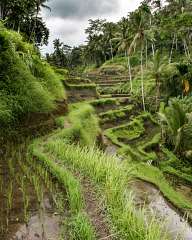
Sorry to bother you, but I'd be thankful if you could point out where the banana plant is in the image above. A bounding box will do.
[158,98,192,156]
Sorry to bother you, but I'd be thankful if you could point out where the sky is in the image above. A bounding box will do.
[41,0,142,54]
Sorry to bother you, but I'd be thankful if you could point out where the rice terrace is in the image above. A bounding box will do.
[0,0,192,239]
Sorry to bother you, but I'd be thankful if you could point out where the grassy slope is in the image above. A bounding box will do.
[82,53,192,218]
[30,143,96,240]
[103,110,192,212]
[0,24,65,126]
[30,103,169,240]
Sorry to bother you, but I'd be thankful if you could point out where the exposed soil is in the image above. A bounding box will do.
[63,79,98,103]
[67,88,98,103]
[80,176,113,240]
[165,174,192,209]
[97,80,127,84]
[102,117,133,130]
[1,100,68,140]
[93,98,132,114]
[100,94,131,98]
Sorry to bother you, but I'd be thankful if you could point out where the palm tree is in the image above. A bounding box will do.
[158,98,192,154]
[114,17,133,92]
[128,3,152,111]
[148,51,167,110]
[30,0,51,42]
[103,22,116,61]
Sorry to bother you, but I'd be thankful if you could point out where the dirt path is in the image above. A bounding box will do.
[80,176,113,240]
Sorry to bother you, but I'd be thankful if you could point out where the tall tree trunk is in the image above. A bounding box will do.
[126,51,133,93]
[141,44,146,111]
[152,43,155,57]
[110,39,113,61]
[0,6,2,19]
[17,22,20,33]
[183,39,189,60]
[175,34,178,51]
[104,54,107,62]
[155,74,160,111]
[145,39,148,67]
[183,39,191,60]
[169,34,176,64]
[29,3,39,42]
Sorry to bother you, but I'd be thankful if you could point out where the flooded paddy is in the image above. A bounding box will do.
[0,140,67,240]
[130,180,192,240]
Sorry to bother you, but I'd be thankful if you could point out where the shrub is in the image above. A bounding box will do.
[0,23,65,126]
[53,103,100,146]
[159,98,192,157]
[55,116,65,128]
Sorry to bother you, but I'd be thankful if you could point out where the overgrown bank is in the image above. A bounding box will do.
[30,103,169,240]
[0,23,65,128]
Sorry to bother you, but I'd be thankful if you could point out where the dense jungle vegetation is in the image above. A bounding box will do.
[0,0,192,239]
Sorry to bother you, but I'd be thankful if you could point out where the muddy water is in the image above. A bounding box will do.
[130,180,192,240]
[0,141,66,240]
[103,136,118,156]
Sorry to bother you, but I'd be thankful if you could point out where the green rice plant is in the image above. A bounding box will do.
[22,182,29,222]
[52,192,66,212]
[55,116,65,129]
[104,117,145,147]
[104,112,158,151]
[16,175,30,222]
[53,103,100,146]
[89,98,119,107]
[64,81,96,90]
[140,133,161,153]
[35,140,169,240]
[31,175,43,203]
[30,143,96,239]
[159,147,192,184]
[6,181,13,210]
[52,67,68,78]
[31,146,83,213]
[162,165,192,184]
[68,213,96,240]
[8,158,15,176]
[29,101,169,239]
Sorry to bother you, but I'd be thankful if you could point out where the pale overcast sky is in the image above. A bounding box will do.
[41,0,142,53]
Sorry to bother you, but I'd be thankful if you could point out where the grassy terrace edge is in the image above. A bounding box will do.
[29,141,96,240]
[103,112,192,214]
[28,101,169,240]
[31,138,168,240]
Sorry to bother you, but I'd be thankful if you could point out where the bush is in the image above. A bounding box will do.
[0,23,65,126]
[53,103,100,146]
[159,97,192,156]
[55,116,65,128]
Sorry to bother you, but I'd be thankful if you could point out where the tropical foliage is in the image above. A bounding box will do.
[0,0,49,45]
[0,23,64,126]
[159,97,192,159]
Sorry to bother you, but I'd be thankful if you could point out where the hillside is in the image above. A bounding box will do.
[1,0,192,239]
